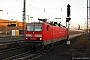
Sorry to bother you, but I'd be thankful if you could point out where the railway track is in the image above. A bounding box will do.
[0,45,25,54]
[2,39,62,60]
[0,40,25,50]
[0,44,27,60]
[3,51,44,60]
[2,44,55,60]
[1,33,84,60]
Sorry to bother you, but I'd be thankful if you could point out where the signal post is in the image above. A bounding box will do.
[66,4,71,45]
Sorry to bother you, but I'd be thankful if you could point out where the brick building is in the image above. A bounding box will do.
[0,19,26,34]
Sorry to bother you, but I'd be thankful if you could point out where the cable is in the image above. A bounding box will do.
[0,0,23,14]
[39,0,68,23]
[15,0,58,19]
[0,0,58,23]
[1,0,68,23]
[39,0,58,9]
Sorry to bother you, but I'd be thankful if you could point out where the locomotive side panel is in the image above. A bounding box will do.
[52,26,60,39]
[42,24,52,41]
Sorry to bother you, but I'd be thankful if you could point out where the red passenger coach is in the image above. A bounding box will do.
[24,21,68,48]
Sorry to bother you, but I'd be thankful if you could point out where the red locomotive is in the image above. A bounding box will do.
[24,19,68,48]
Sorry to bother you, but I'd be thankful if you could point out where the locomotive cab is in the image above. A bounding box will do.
[24,22,45,47]
[25,22,42,40]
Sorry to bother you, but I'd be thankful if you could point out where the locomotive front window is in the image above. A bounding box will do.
[35,25,42,31]
[26,25,34,31]
[26,24,42,31]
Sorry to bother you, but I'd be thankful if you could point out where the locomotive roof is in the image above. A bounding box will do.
[27,22,49,24]
[26,22,66,28]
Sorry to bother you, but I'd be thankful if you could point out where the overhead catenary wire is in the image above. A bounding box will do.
[0,0,72,23]
[15,0,62,21]
[0,0,23,14]
[0,0,66,23]
[39,0,70,23]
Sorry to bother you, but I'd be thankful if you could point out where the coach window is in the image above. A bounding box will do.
[46,25,49,31]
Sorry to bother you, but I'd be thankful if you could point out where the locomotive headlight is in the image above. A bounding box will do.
[26,38,28,40]
[40,38,42,40]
